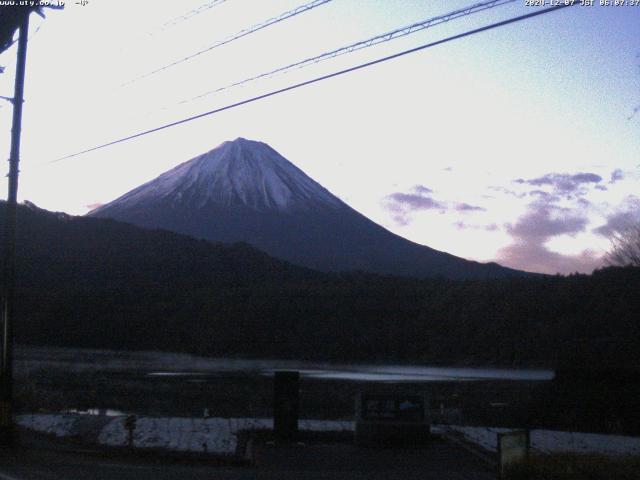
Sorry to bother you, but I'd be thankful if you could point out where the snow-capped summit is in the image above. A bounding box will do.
[94,138,342,214]
[90,138,527,279]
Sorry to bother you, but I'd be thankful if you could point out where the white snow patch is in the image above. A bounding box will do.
[93,138,344,215]
[17,414,77,437]
[18,414,353,455]
[98,416,353,454]
[445,425,640,456]
[20,413,638,458]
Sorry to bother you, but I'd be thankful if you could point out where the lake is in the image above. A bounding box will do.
[15,346,554,420]
[149,363,554,383]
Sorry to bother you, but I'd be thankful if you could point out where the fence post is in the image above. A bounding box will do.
[274,371,299,440]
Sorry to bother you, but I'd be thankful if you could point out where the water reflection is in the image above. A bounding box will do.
[62,408,125,416]
[147,364,554,383]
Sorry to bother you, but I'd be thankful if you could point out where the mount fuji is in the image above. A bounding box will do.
[89,138,525,279]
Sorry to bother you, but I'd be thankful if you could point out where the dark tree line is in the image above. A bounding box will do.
[3,202,640,368]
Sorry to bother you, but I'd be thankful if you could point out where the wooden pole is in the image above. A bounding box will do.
[0,9,30,447]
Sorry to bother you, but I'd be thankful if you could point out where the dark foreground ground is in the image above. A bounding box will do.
[0,427,495,480]
[252,440,494,480]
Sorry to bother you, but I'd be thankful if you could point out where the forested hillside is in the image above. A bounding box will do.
[3,202,639,368]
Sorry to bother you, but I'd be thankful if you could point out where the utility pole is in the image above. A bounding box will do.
[0,9,30,447]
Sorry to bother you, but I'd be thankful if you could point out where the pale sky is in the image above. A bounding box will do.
[0,0,638,274]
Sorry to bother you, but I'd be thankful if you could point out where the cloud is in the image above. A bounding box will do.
[593,195,640,237]
[384,185,485,225]
[383,185,446,225]
[385,205,411,226]
[515,172,602,196]
[506,204,588,239]
[594,211,638,237]
[414,185,433,194]
[455,203,486,212]
[488,186,527,198]
[609,169,625,184]
[86,203,103,211]
[454,221,498,231]
[497,241,602,275]
[495,202,602,274]
[491,171,603,204]
[386,192,444,210]
[528,189,561,202]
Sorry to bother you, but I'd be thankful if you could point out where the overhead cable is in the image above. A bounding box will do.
[161,0,229,30]
[185,0,516,104]
[52,4,577,164]
[123,0,333,86]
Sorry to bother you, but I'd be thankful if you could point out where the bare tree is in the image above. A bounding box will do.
[605,223,640,267]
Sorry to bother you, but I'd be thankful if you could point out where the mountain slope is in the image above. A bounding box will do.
[90,137,527,279]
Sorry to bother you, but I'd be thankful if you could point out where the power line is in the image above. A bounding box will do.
[52,4,577,164]
[185,0,516,104]
[123,0,333,87]
[161,0,229,30]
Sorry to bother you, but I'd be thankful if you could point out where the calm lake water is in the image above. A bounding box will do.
[16,347,554,418]
[148,363,554,383]
[16,346,553,383]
